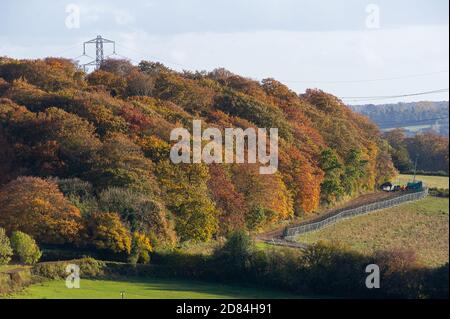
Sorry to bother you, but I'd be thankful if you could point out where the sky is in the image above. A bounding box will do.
[0,0,448,104]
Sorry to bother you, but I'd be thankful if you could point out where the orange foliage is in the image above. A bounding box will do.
[207,164,248,235]
[279,145,324,214]
[0,177,82,244]
[84,212,132,254]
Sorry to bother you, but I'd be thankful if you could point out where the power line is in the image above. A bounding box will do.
[52,42,87,58]
[68,37,449,87]
[115,42,189,69]
[375,116,449,127]
[342,88,449,102]
[282,71,449,84]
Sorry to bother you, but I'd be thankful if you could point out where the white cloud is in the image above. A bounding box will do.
[78,3,134,27]
[113,9,134,26]
[115,25,449,103]
[1,24,448,104]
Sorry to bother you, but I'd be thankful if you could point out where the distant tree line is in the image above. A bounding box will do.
[351,101,449,137]
[384,129,449,175]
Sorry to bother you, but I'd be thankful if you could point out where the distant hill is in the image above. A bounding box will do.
[350,101,449,137]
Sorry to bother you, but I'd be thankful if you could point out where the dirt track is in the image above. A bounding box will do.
[256,191,406,241]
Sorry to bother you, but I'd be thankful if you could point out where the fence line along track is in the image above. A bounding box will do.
[259,238,309,249]
[283,188,429,241]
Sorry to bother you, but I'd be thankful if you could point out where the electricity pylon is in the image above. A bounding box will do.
[82,35,116,71]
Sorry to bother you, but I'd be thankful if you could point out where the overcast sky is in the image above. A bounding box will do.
[0,0,448,104]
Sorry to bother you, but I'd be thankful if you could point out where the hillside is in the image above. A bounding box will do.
[0,57,396,253]
[351,101,449,136]
[296,197,449,267]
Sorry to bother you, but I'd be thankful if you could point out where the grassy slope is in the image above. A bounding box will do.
[10,278,305,299]
[395,174,449,189]
[296,197,449,267]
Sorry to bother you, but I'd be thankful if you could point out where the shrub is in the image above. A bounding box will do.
[33,258,106,280]
[246,205,276,231]
[429,188,449,198]
[423,263,449,299]
[10,231,42,265]
[372,248,423,298]
[213,231,254,278]
[301,242,368,296]
[152,239,449,298]
[0,228,13,265]
[129,232,153,264]
[0,268,33,294]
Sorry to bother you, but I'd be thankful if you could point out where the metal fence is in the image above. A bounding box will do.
[259,238,309,249]
[284,189,429,241]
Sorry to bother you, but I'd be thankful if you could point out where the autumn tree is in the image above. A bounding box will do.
[0,177,82,244]
[214,90,293,141]
[84,212,132,254]
[100,59,134,77]
[98,187,176,245]
[384,129,413,172]
[0,129,21,185]
[0,104,101,177]
[89,133,158,194]
[231,164,293,226]
[40,107,102,176]
[139,60,172,75]
[406,133,449,173]
[87,70,127,97]
[279,145,323,215]
[0,56,401,244]
[129,232,153,264]
[207,164,248,235]
[138,135,171,163]
[0,58,84,91]
[154,72,215,115]
[126,70,156,97]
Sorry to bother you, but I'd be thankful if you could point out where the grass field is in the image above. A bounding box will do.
[395,174,449,189]
[296,197,449,267]
[9,278,305,299]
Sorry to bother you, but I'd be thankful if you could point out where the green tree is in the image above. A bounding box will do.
[246,205,276,231]
[319,149,344,203]
[214,230,254,274]
[98,187,176,245]
[156,161,218,242]
[0,228,13,265]
[342,149,368,195]
[51,177,98,216]
[10,231,42,265]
